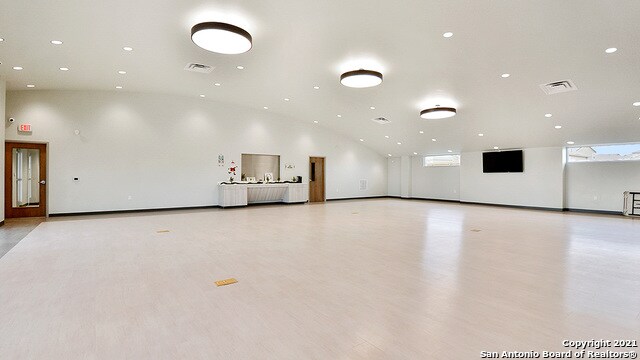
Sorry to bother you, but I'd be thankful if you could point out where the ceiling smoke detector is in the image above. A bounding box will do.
[371,117,391,125]
[539,80,578,95]
[184,63,214,74]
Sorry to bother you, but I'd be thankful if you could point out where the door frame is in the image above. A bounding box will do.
[308,156,325,202]
[5,141,49,218]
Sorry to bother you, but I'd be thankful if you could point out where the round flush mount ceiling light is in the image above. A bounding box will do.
[191,22,252,54]
[340,69,383,88]
[420,106,457,119]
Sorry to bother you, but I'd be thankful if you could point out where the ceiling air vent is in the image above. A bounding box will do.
[184,63,214,74]
[372,117,391,125]
[539,80,577,95]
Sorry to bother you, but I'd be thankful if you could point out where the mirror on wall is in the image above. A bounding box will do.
[241,154,280,181]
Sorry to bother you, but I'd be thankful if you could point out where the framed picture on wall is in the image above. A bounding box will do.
[264,173,274,182]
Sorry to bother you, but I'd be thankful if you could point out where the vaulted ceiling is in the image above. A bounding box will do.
[1,0,639,155]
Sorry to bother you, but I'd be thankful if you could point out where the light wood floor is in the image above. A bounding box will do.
[0,199,638,359]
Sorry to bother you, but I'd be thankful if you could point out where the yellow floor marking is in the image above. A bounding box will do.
[215,278,238,287]
[156,230,170,233]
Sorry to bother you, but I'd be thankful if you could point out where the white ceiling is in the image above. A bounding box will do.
[1,0,639,155]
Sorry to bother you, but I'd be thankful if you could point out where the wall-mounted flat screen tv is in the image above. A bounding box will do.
[482,150,524,173]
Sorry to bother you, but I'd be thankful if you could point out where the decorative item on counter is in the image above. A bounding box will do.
[218,154,225,166]
[246,177,256,183]
[264,172,274,182]
[228,161,237,175]
[241,173,246,181]
[229,176,234,182]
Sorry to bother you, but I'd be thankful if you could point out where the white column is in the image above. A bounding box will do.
[0,80,6,223]
[400,155,412,198]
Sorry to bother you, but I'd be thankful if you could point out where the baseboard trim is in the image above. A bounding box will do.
[408,197,461,204]
[460,201,563,212]
[49,205,221,217]
[563,208,623,216]
[46,198,625,217]
[326,196,391,201]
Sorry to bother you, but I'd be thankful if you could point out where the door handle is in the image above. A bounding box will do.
[39,180,46,185]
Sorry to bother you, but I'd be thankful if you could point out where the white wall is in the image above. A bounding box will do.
[5,90,387,213]
[387,157,401,197]
[0,80,5,222]
[460,147,564,209]
[566,161,640,212]
[410,156,460,201]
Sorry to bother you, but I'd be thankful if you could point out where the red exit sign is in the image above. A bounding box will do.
[18,124,32,132]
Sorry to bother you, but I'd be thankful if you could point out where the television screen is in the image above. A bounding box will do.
[482,150,523,173]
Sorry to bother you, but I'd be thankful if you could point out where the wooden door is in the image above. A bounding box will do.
[5,142,47,218]
[309,157,325,202]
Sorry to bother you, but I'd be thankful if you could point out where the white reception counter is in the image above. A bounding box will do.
[218,183,308,207]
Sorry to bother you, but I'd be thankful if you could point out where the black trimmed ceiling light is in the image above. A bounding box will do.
[420,106,457,119]
[191,22,252,54]
[340,69,383,88]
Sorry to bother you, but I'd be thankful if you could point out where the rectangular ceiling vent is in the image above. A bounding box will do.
[371,117,391,125]
[184,63,214,74]
[539,80,577,95]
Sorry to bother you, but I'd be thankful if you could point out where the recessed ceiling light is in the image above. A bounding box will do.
[447,150,453,153]
[284,98,290,101]
[118,70,126,74]
[605,47,617,54]
[26,84,35,88]
[214,83,221,86]
[191,22,252,54]
[123,46,133,51]
[313,120,318,123]
[59,67,69,71]
[359,138,364,142]
[420,107,456,119]
[115,86,123,89]
[419,131,424,134]
[555,125,562,129]
[199,94,205,98]
[478,133,484,137]
[397,142,402,145]
[443,32,453,38]
[633,102,640,107]
[431,138,436,142]
[51,40,63,45]
[313,86,320,90]
[370,106,375,110]
[340,69,383,88]
[567,141,575,145]
[493,146,499,150]
[388,154,392,157]
[501,73,510,78]
[236,65,244,70]
[0,38,4,42]
[337,114,342,118]
[413,152,418,155]
[12,66,23,70]
[263,106,269,110]
[384,135,390,139]
[545,113,553,117]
